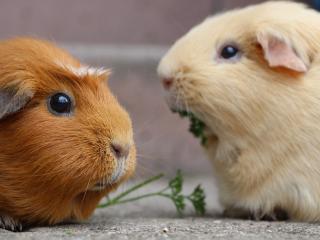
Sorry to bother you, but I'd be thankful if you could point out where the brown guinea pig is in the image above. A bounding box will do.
[0,37,136,231]
[158,1,320,221]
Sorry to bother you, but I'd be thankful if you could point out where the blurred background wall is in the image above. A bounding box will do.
[0,0,314,177]
[0,0,315,45]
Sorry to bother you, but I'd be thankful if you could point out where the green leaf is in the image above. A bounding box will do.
[171,194,185,214]
[188,185,206,215]
[174,110,207,146]
[178,110,190,117]
[98,170,207,217]
[169,170,183,195]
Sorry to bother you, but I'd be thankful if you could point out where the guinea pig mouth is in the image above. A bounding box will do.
[90,158,126,191]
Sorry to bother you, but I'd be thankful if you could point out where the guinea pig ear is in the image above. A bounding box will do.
[0,86,34,120]
[257,31,308,73]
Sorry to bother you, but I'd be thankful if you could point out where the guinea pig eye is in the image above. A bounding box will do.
[48,92,73,116]
[220,45,239,59]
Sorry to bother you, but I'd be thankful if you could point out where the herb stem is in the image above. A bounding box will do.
[98,173,164,208]
[99,192,173,208]
[97,171,206,216]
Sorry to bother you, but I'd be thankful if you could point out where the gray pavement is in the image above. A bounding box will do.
[1,176,320,239]
[4,218,320,240]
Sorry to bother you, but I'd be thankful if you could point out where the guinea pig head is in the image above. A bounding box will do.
[158,1,319,139]
[0,38,136,228]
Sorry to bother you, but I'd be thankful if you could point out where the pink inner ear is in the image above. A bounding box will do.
[258,34,307,73]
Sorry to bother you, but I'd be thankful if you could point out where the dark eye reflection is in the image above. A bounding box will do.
[220,45,239,59]
[48,92,73,116]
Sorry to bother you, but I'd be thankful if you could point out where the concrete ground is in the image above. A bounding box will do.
[1,176,320,240]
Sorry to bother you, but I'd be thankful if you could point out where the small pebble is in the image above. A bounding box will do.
[162,227,169,233]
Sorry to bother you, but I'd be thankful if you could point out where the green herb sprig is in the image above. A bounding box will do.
[98,170,206,215]
[176,110,207,146]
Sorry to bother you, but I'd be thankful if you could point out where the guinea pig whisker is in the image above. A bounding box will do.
[180,93,191,113]
[183,97,191,114]
[135,154,175,171]
[174,88,182,109]
[135,167,157,177]
[133,117,163,142]
[80,174,94,207]
[180,96,189,112]
[134,128,177,147]
[136,153,173,162]
[134,160,157,175]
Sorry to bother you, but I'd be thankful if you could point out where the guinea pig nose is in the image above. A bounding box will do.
[162,77,174,90]
[111,143,130,160]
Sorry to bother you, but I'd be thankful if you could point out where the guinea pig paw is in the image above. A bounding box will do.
[251,207,289,221]
[0,215,23,232]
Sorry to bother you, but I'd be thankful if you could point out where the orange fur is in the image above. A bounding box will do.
[0,38,136,228]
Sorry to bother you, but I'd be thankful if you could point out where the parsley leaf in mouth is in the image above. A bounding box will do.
[174,110,207,146]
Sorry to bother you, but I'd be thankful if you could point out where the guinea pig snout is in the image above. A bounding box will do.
[90,142,132,191]
[162,77,174,90]
[111,142,130,160]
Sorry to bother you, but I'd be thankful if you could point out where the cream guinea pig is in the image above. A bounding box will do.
[158,1,320,221]
[0,38,136,231]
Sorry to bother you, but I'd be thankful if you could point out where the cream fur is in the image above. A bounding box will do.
[158,1,320,221]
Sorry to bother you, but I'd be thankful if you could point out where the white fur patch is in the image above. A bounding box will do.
[110,157,126,183]
[56,61,108,77]
[89,158,126,192]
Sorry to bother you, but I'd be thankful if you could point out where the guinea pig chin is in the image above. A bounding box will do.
[164,92,179,111]
[89,157,127,191]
